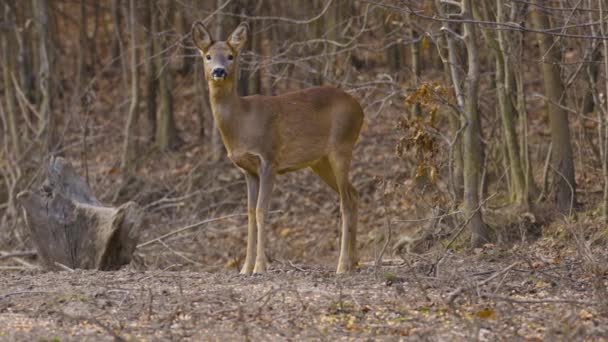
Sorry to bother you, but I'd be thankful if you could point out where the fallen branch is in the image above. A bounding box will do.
[137,213,247,249]
[0,250,38,269]
[486,294,595,306]
[0,250,36,260]
[0,290,55,300]
[136,210,281,249]
[428,194,497,277]
[54,262,75,272]
[0,266,30,271]
[59,311,127,342]
[447,262,518,305]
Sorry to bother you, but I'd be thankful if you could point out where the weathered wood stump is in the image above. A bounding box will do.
[16,157,142,271]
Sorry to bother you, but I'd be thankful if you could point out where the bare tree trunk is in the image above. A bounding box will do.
[14,1,35,102]
[76,0,88,91]
[191,1,208,140]
[32,0,55,153]
[311,0,325,86]
[327,0,351,80]
[445,33,466,202]
[530,0,577,214]
[476,0,528,206]
[177,8,194,75]
[409,13,422,116]
[1,4,21,156]
[143,1,157,141]
[111,0,123,67]
[194,56,208,140]
[434,0,464,200]
[462,0,489,247]
[598,0,608,221]
[385,11,402,75]
[155,0,180,150]
[121,0,140,174]
[515,61,539,199]
[89,1,100,71]
[236,0,261,96]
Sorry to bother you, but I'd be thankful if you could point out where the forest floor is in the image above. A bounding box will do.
[1,242,607,341]
[2,69,608,340]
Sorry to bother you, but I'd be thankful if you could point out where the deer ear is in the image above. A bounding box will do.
[228,22,249,51]
[192,21,213,52]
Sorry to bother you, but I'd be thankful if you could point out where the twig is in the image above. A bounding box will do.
[538,142,552,202]
[392,210,461,223]
[486,294,594,305]
[402,256,431,302]
[0,290,54,300]
[138,211,282,249]
[137,213,242,248]
[59,311,127,342]
[0,250,36,260]
[428,194,497,277]
[0,250,39,269]
[374,162,393,278]
[447,262,518,305]
[288,260,307,272]
[0,266,30,271]
[54,262,75,272]
[158,239,203,266]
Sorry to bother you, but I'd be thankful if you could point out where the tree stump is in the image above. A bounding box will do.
[17,157,142,271]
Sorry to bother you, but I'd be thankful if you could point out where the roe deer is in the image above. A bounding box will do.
[192,21,363,274]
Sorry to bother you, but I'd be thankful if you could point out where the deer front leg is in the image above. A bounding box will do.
[240,173,259,275]
[336,184,358,274]
[253,162,275,274]
[332,154,358,274]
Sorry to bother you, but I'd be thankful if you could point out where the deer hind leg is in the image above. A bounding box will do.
[240,173,259,275]
[311,157,339,193]
[329,152,359,274]
[253,161,275,274]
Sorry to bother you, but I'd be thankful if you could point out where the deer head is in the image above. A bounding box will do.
[192,21,249,83]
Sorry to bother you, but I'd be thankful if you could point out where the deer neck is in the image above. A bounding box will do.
[208,79,243,146]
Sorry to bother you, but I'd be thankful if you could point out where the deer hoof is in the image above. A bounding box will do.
[253,263,267,274]
[336,262,356,274]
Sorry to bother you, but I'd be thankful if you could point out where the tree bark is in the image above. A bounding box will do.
[462,0,489,246]
[384,11,403,75]
[111,0,123,67]
[14,0,35,102]
[236,0,261,96]
[476,0,528,206]
[598,0,608,221]
[409,13,422,116]
[434,1,464,200]
[17,157,142,271]
[530,0,577,214]
[32,0,55,153]
[121,0,140,174]
[1,4,21,156]
[154,0,180,150]
[76,0,88,91]
[177,8,194,75]
[142,1,157,142]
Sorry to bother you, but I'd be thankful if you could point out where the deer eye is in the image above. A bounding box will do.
[228,54,234,61]
[206,55,211,61]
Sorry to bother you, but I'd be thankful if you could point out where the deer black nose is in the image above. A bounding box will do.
[211,67,227,79]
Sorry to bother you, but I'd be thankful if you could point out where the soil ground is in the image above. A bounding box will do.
[1,242,607,341]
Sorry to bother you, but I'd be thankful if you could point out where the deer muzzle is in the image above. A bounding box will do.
[211,67,228,80]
